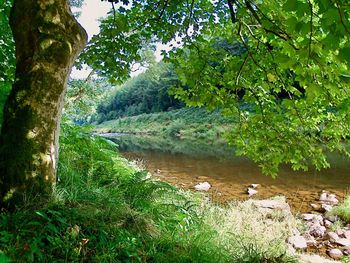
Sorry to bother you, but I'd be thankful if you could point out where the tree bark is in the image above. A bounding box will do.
[0,0,87,209]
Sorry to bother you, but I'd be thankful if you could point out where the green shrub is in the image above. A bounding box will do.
[165,119,185,137]
[331,197,350,223]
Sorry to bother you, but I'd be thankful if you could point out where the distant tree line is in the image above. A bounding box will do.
[92,63,184,123]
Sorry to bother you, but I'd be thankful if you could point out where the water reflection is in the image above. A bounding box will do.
[109,135,350,212]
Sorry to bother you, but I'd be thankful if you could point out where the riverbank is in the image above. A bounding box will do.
[94,107,235,143]
[103,133,350,215]
[0,124,339,262]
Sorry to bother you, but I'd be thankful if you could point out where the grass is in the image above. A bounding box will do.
[330,196,350,223]
[94,107,234,144]
[0,124,298,262]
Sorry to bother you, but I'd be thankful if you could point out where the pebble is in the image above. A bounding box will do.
[247,188,258,196]
[328,248,343,260]
[302,213,323,223]
[336,229,344,237]
[309,224,326,237]
[310,203,319,210]
[327,232,339,241]
[287,235,307,249]
[344,230,350,239]
[303,232,317,246]
[321,203,333,212]
[194,182,211,191]
[335,238,350,247]
[324,220,333,228]
[325,215,337,223]
[320,192,339,205]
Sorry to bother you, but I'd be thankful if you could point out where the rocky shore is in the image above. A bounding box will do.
[194,181,348,262]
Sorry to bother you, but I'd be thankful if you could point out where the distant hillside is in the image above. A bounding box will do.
[92,62,184,124]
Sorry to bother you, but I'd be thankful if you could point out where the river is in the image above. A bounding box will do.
[108,135,350,212]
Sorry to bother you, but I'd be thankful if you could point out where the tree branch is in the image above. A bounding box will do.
[227,0,237,24]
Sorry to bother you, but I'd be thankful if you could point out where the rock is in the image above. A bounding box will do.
[336,229,344,237]
[194,182,211,191]
[299,253,337,263]
[321,203,333,212]
[327,232,340,241]
[325,215,338,223]
[310,203,319,210]
[250,199,291,212]
[250,184,259,189]
[320,192,328,202]
[247,188,258,196]
[335,238,350,247]
[303,232,317,246]
[320,192,339,205]
[344,230,350,239]
[324,220,333,228]
[288,235,307,249]
[309,223,326,237]
[302,213,323,222]
[344,249,350,255]
[328,194,339,205]
[328,248,343,260]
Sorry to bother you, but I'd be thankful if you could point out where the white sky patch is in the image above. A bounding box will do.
[75,1,110,40]
[70,1,179,80]
[70,1,110,79]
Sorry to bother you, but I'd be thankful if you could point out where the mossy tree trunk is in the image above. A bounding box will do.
[0,0,87,209]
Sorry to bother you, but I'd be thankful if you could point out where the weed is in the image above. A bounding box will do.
[330,197,350,223]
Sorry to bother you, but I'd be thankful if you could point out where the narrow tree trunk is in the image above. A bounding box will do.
[0,0,87,209]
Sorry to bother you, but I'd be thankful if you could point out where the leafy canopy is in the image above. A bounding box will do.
[166,0,350,175]
[80,0,350,175]
[2,0,350,175]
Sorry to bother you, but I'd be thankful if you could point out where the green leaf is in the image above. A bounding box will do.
[338,47,350,63]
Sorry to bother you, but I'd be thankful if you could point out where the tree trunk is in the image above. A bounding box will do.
[0,0,87,209]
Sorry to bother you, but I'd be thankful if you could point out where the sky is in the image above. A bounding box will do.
[70,1,110,79]
[70,1,172,80]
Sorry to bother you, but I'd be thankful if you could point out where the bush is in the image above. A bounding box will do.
[165,119,185,138]
[330,197,350,223]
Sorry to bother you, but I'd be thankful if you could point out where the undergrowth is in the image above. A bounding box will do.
[95,107,233,143]
[330,196,350,223]
[0,124,297,262]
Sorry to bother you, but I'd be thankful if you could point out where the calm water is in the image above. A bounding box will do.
[109,135,350,212]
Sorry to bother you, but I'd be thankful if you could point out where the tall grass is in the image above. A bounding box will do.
[330,196,350,223]
[0,124,297,262]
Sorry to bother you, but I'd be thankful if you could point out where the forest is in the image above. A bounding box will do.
[1,0,350,262]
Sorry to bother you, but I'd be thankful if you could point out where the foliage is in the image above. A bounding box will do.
[94,62,184,123]
[330,197,350,223]
[78,0,228,82]
[64,77,113,124]
[0,82,11,129]
[0,0,15,83]
[167,0,350,175]
[95,107,233,142]
[0,124,297,262]
[76,0,350,175]
[0,0,14,131]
